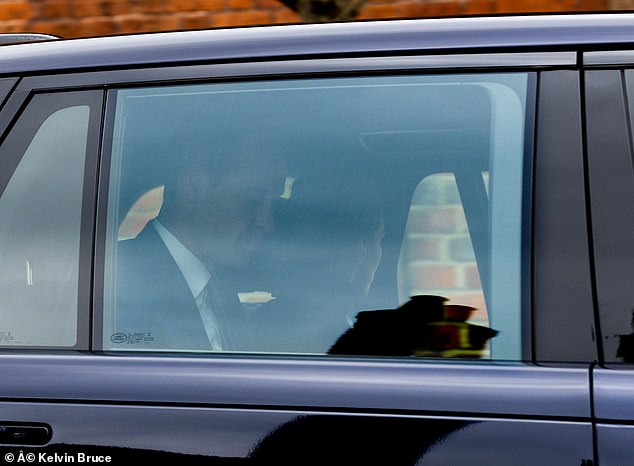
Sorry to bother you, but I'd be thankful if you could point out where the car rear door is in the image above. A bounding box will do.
[583,51,634,465]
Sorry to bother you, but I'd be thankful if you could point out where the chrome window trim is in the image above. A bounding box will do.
[584,50,634,67]
[18,51,576,91]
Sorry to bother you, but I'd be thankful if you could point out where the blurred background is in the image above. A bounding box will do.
[1,0,633,40]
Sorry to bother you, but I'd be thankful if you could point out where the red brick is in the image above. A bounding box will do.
[259,0,284,8]
[401,0,464,18]
[449,236,475,261]
[405,236,446,261]
[138,0,169,14]
[410,264,457,289]
[358,3,403,18]
[106,0,131,14]
[229,0,256,10]
[167,0,224,12]
[577,0,609,10]
[412,174,461,205]
[114,14,142,33]
[30,19,80,37]
[212,10,272,27]
[0,19,28,32]
[114,0,137,13]
[40,0,71,18]
[407,206,467,234]
[272,8,301,23]
[461,263,482,289]
[78,16,117,37]
[71,0,131,19]
[207,0,226,12]
[463,0,495,14]
[495,0,578,13]
[180,12,214,29]
[72,0,104,17]
[116,13,180,34]
[108,0,132,15]
[0,1,33,20]
[153,15,181,31]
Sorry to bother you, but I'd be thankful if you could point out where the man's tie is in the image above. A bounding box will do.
[196,277,236,351]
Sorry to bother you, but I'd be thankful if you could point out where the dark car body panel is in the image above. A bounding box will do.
[0,354,591,416]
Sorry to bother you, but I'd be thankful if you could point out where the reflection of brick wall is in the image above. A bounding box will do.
[399,174,487,323]
[0,0,624,38]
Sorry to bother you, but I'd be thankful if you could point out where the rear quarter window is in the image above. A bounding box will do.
[0,93,96,347]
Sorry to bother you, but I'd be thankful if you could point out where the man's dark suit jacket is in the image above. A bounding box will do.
[110,224,218,351]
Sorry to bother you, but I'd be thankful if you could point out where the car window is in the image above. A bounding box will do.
[102,73,532,361]
[0,94,92,347]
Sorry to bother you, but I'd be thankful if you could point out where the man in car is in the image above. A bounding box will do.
[111,131,288,352]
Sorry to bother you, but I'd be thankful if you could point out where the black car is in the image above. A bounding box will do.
[0,12,632,465]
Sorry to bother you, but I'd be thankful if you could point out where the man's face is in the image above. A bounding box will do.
[188,151,286,269]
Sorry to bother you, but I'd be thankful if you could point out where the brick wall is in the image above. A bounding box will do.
[0,0,630,38]
[399,173,488,323]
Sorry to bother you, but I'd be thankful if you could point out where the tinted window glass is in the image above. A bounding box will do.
[398,173,490,356]
[0,97,90,347]
[102,74,531,360]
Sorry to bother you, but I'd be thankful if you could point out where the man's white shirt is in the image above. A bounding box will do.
[152,220,223,350]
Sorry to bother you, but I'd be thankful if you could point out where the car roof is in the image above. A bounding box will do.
[2,12,634,75]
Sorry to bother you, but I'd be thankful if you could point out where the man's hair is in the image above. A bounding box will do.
[118,124,287,219]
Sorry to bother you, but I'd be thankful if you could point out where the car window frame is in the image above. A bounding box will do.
[0,88,103,350]
[531,69,597,363]
[63,51,578,364]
